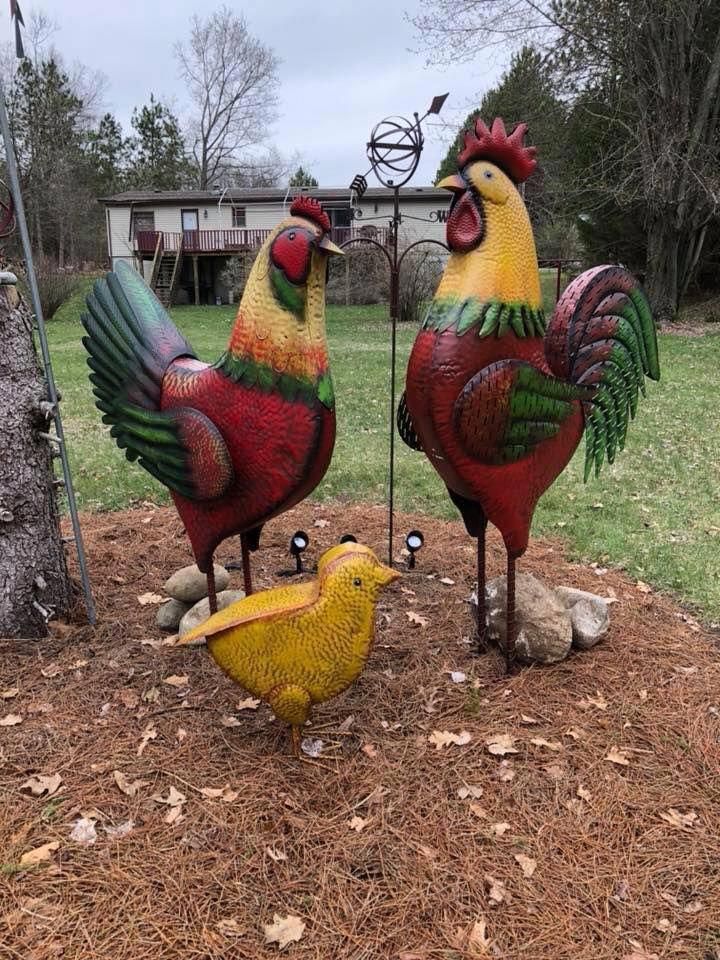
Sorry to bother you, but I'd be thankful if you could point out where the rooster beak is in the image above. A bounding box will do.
[318,235,343,256]
[436,173,466,194]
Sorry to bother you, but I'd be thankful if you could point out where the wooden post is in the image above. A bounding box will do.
[345,253,350,306]
[193,256,200,306]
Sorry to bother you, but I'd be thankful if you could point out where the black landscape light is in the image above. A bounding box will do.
[340,534,358,544]
[289,530,309,574]
[405,529,424,569]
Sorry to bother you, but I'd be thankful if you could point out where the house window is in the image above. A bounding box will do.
[132,211,155,235]
[232,206,246,228]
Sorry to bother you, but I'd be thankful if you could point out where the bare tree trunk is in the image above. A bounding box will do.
[645,217,680,325]
[0,278,71,637]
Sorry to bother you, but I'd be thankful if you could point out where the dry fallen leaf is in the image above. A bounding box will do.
[565,727,587,741]
[457,784,484,800]
[176,727,187,743]
[520,714,538,724]
[217,918,245,937]
[263,913,306,950]
[485,875,510,906]
[407,611,429,628]
[439,576,455,586]
[361,742,377,758]
[21,774,63,798]
[486,734,518,756]
[221,715,242,727]
[428,729,471,750]
[113,770,150,797]
[579,692,608,710]
[468,917,492,953]
[137,592,165,605]
[576,785,592,803]
[236,697,260,711]
[19,840,60,866]
[654,918,677,933]
[498,761,515,782]
[300,737,325,758]
[137,724,157,757]
[514,853,537,878]
[624,952,659,960]
[683,900,702,914]
[659,808,698,830]
[530,737,562,751]
[0,687,19,699]
[163,675,189,688]
[0,713,23,726]
[313,518,329,528]
[420,686,441,714]
[164,805,184,826]
[69,818,97,845]
[469,803,488,819]
[200,785,238,803]
[348,816,368,832]
[636,580,652,593]
[449,670,467,684]
[605,746,631,766]
[105,820,134,839]
[266,846,287,863]
[489,822,511,838]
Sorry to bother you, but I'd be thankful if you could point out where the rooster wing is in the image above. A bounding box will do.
[81,263,233,500]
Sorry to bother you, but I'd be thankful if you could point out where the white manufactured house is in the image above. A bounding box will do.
[101,186,451,306]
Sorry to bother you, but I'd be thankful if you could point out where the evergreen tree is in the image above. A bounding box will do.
[127,95,189,190]
[87,113,129,195]
[289,165,318,188]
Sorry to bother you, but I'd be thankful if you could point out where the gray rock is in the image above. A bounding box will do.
[555,586,610,650]
[178,589,246,641]
[164,563,230,604]
[155,598,190,632]
[482,573,573,665]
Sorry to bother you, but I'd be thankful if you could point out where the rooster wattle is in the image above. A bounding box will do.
[399,118,659,671]
[82,196,342,608]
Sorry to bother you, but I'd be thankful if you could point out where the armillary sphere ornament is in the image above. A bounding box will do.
[367,115,424,188]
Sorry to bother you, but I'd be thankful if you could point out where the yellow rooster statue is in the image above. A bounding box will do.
[177,542,400,755]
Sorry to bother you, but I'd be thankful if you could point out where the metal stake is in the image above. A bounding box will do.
[0,77,96,625]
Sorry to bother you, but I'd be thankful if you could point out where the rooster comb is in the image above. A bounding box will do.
[457,117,537,184]
[290,195,331,233]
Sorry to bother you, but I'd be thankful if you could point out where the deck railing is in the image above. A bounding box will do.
[134,225,391,255]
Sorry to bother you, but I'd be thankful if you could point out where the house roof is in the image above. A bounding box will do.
[100,185,449,206]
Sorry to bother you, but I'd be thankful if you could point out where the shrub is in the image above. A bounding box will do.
[20,259,84,321]
[398,249,443,325]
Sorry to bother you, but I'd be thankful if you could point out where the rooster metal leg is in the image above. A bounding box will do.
[206,561,218,615]
[240,533,254,596]
[476,517,488,653]
[505,554,517,674]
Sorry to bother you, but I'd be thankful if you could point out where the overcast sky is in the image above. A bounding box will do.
[23,0,504,186]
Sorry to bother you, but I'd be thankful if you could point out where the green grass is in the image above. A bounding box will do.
[48,292,720,621]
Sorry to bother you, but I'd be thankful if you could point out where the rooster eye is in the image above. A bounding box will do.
[353,578,362,587]
[288,231,296,240]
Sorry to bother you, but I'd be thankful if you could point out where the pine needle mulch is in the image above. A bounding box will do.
[1,502,719,960]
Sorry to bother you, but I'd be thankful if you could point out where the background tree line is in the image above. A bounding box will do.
[423,0,720,322]
[0,6,312,270]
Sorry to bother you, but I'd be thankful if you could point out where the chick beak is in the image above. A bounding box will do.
[436,173,466,194]
[377,564,401,586]
[318,235,344,256]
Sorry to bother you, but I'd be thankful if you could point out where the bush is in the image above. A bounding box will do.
[327,245,389,305]
[19,259,84,321]
[219,251,260,302]
[398,249,443,326]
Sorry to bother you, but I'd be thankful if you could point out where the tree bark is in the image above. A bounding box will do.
[645,217,680,326]
[0,279,71,637]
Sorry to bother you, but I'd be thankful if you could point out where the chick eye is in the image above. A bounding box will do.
[483,170,493,180]
[353,578,362,587]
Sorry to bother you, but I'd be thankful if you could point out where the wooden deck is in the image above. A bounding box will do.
[134,226,391,256]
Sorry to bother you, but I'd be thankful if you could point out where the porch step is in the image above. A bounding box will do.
[152,249,182,307]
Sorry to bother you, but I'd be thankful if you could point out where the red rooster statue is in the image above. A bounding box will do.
[399,118,659,671]
[82,197,341,609]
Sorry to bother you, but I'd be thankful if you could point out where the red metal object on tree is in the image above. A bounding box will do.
[400,117,660,671]
[81,198,342,608]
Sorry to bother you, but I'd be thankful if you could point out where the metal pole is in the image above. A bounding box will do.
[0,77,96,624]
[387,186,400,566]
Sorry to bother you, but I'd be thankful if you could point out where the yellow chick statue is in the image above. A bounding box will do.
[177,541,400,755]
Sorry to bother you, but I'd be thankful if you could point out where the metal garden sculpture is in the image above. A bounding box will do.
[176,541,400,756]
[81,196,342,609]
[399,117,660,672]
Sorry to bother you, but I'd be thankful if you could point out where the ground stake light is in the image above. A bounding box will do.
[290,531,310,574]
[405,529,424,570]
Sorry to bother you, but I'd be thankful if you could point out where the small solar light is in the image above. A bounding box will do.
[340,534,357,544]
[289,530,309,574]
[405,529,424,569]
